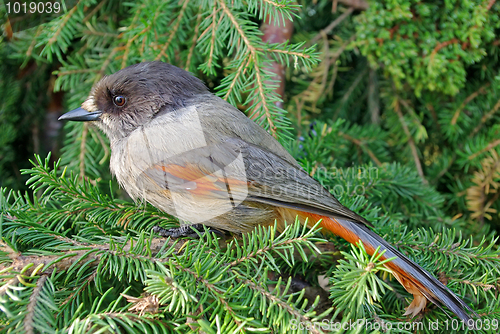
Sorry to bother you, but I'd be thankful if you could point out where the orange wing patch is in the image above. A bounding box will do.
[154,163,249,198]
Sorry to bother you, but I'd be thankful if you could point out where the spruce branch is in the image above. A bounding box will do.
[26,25,44,59]
[59,271,97,307]
[121,24,153,68]
[217,0,279,137]
[24,275,47,334]
[222,57,252,102]
[6,236,177,277]
[2,160,335,331]
[329,241,394,320]
[203,4,221,74]
[39,3,81,62]
[184,5,204,71]
[154,0,190,62]
[294,34,355,115]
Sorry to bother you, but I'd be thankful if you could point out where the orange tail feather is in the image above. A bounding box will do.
[278,208,477,324]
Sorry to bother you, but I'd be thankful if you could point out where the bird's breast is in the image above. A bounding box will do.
[109,104,214,200]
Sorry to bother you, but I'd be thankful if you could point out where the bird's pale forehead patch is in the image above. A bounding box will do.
[82,96,98,112]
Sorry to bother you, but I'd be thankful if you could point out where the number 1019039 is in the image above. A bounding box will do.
[5,1,61,14]
[444,318,498,331]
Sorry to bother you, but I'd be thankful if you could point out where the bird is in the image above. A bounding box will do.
[59,61,477,325]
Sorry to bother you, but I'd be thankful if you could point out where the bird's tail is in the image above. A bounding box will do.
[288,210,478,325]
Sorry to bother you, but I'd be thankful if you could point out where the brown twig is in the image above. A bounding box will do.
[60,271,97,307]
[79,123,89,180]
[154,0,190,61]
[340,132,383,166]
[205,4,219,71]
[99,46,122,78]
[82,0,108,23]
[25,275,48,334]
[451,83,490,125]
[4,18,13,40]
[261,0,287,9]
[8,238,181,277]
[394,99,427,184]
[121,25,152,68]
[89,127,110,165]
[333,67,368,119]
[468,139,500,161]
[254,47,311,59]
[82,30,120,38]
[57,69,98,76]
[469,98,500,137]
[309,7,354,46]
[368,68,380,124]
[47,4,79,45]
[461,280,497,292]
[26,25,44,57]
[185,6,204,71]
[332,0,338,12]
[295,35,354,115]
[180,266,243,327]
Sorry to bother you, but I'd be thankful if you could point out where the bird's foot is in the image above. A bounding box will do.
[153,224,224,239]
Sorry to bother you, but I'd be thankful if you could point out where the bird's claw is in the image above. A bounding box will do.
[153,224,224,239]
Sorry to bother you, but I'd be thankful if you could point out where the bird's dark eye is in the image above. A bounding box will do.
[113,96,126,107]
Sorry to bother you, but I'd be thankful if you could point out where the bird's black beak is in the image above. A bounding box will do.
[58,107,102,122]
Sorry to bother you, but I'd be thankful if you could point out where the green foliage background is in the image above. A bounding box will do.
[0,0,500,333]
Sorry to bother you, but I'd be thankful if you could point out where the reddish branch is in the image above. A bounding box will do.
[250,0,367,116]
[256,15,294,110]
[337,0,369,10]
[389,25,399,39]
[430,38,459,59]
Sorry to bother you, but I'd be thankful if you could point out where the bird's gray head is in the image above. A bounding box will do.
[59,61,208,142]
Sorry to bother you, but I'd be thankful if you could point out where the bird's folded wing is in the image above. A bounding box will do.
[136,137,371,226]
